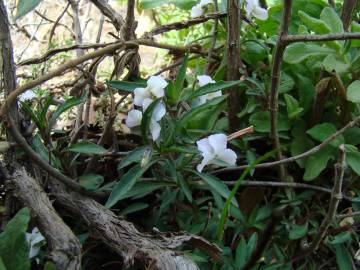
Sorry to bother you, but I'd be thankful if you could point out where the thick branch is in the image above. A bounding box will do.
[341,0,358,31]
[226,0,241,131]
[12,168,81,270]
[49,178,221,270]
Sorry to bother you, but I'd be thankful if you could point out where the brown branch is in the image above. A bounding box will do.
[49,177,221,269]
[226,0,241,132]
[47,3,71,49]
[337,211,360,219]
[269,0,293,182]
[12,168,81,270]
[341,0,358,31]
[205,0,219,75]
[89,0,124,31]
[284,32,360,43]
[213,113,360,174]
[292,145,347,263]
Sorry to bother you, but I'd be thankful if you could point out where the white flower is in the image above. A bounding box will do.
[191,0,213,18]
[196,134,237,172]
[125,102,166,141]
[194,75,222,106]
[133,76,168,108]
[19,90,37,102]
[26,227,45,259]
[125,109,143,128]
[245,0,268,21]
[197,75,215,87]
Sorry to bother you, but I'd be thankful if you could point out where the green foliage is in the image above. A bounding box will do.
[15,0,43,20]
[0,208,30,270]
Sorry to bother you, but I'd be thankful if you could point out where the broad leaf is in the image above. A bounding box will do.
[117,146,150,170]
[79,174,104,190]
[335,244,353,270]
[119,203,149,216]
[346,146,360,176]
[0,208,30,270]
[284,43,335,64]
[307,123,344,147]
[289,223,308,240]
[249,111,290,132]
[175,54,188,95]
[320,7,343,33]
[66,141,107,155]
[15,0,43,20]
[284,94,303,119]
[346,80,360,103]
[303,146,335,181]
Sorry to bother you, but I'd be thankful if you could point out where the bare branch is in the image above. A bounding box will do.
[12,168,81,270]
[269,0,293,182]
[284,32,360,43]
[341,0,358,31]
[89,0,124,31]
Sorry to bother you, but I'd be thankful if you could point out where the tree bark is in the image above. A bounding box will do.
[49,178,220,270]
[12,168,82,270]
[226,0,241,132]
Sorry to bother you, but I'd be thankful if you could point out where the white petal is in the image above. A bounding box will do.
[29,246,40,259]
[152,102,166,122]
[217,149,237,166]
[19,90,37,102]
[125,109,142,128]
[147,76,168,89]
[142,98,154,111]
[208,133,228,154]
[200,0,212,6]
[191,4,203,18]
[197,75,215,87]
[196,137,213,155]
[196,153,214,172]
[245,0,255,17]
[253,6,268,20]
[134,88,150,106]
[150,86,165,98]
[150,120,161,141]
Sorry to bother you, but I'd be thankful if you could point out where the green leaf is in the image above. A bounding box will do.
[320,7,343,33]
[20,101,43,130]
[44,262,56,270]
[178,174,193,202]
[346,148,360,176]
[32,134,60,168]
[15,0,43,20]
[344,128,360,145]
[291,123,314,168]
[303,146,335,181]
[141,99,161,144]
[139,0,197,10]
[284,43,335,64]
[118,146,150,170]
[298,10,331,33]
[39,96,55,128]
[48,92,87,130]
[175,54,188,94]
[284,94,303,119]
[79,174,104,190]
[106,159,159,208]
[188,81,241,100]
[66,141,107,155]
[329,231,352,245]
[0,208,30,270]
[176,95,227,132]
[335,244,353,270]
[234,237,247,268]
[279,73,295,94]
[119,203,149,216]
[0,258,7,270]
[106,80,146,92]
[346,80,360,103]
[249,111,291,133]
[191,171,238,207]
[307,123,344,147]
[322,55,349,74]
[289,223,308,240]
[121,182,171,200]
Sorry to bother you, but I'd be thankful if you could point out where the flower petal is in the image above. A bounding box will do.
[134,88,150,106]
[253,6,268,20]
[19,90,37,101]
[206,90,222,100]
[152,102,166,122]
[196,153,214,172]
[196,137,213,155]
[191,4,203,18]
[200,0,212,6]
[147,75,168,89]
[150,120,161,141]
[142,98,154,111]
[150,86,165,98]
[125,109,142,128]
[197,75,215,87]
[217,149,237,166]
[208,133,227,154]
